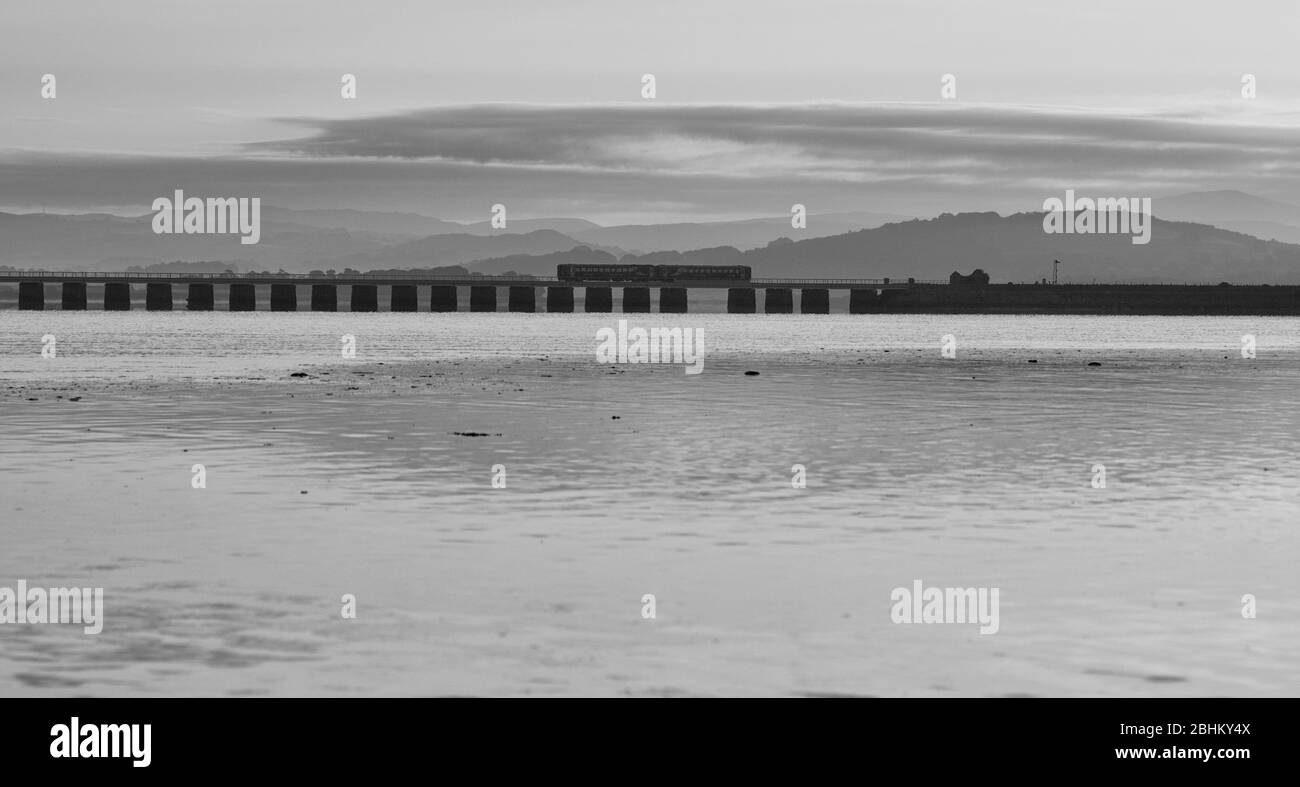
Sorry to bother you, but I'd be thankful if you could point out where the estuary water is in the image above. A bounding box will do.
[1,313,1297,696]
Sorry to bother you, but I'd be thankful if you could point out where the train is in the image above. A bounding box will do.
[556,264,752,282]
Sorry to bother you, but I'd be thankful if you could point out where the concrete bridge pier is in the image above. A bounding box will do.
[849,289,877,314]
[62,282,87,311]
[470,285,497,312]
[270,284,298,311]
[727,288,756,314]
[430,285,457,312]
[104,282,132,311]
[390,285,418,312]
[765,288,793,314]
[18,281,44,310]
[311,284,338,312]
[800,288,830,314]
[877,289,904,310]
[350,284,378,312]
[659,287,687,313]
[546,286,574,313]
[508,286,536,312]
[187,283,214,311]
[229,283,256,311]
[623,287,651,313]
[584,287,612,313]
[146,282,173,310]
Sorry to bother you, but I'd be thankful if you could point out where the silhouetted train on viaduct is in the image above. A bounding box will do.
[557,264,752,282]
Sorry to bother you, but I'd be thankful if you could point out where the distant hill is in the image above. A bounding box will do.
[467,246,615,275]
[5,205,1299,283]
[461,212,1300,284]
[1155,191,1300,246]
[739,212,1300,283]
[265,208,900,250]
[125,260,240,274]
[264,208,604,239]
[0,210,605,272]
[1202,220,1300,245]
[568,211,909,253]
[736,212,1300,283]
[0,211,389,271]
[324,264,471,277]
[315,230,597,271]
[260,206,465,238]
[465,217,604,236]
[1156,190,1300,225]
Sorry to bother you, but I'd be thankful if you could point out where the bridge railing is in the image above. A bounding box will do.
[751,278,947,286]
[1049,280,1251,287]
[2,270,948,285]
[0,270,548,281]
[753,278,885,286]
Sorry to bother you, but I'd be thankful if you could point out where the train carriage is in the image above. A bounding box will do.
[556,264,654,282]
[557,264,752,282]
[652,265,752,282]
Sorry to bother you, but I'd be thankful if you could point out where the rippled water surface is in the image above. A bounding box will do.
[1,313,1297,696]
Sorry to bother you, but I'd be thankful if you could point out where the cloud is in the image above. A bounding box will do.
[2,103,1298,220]
[255,102,1300,186]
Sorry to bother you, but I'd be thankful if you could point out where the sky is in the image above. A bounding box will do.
[1,0,1297,222]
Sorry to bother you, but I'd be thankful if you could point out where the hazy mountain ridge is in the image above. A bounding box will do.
[316,230,601,271]
[0,211,607,271]
[459,212,1300,284]
[1153,190,1300,247]
[3,193,1300,282]
[1154,190,1299,225]
[263,207,603,239]
[733,212,1300,283]
[1205,221,1300,245]
[0,207,907,270]
[125,260,240,274]
[466,246,616,275]
[0,211,384,271]
[567,211,910,253]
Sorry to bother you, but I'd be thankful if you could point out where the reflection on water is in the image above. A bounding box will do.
[1,313,1298,696]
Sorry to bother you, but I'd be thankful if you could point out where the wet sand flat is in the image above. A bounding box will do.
[1,313,1298,696]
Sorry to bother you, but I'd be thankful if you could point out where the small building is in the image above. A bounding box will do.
[949,269,991,285]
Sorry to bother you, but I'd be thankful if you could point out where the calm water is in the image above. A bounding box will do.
[1,313,1298,696]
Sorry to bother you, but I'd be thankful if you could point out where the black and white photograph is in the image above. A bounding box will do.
[0,0,1294,764]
